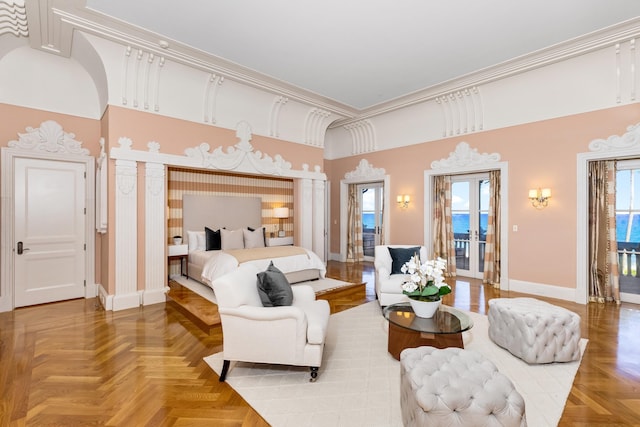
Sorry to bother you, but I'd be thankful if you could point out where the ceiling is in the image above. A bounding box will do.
[85,0,640,111]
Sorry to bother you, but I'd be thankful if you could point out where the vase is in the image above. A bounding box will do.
[408,298,441,318]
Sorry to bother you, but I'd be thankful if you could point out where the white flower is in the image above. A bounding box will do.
[401,281,418,293]
[400,255,449,298]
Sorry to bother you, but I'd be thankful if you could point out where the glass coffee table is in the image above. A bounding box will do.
[383,302,473,360]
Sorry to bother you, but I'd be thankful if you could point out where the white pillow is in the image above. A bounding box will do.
[243,227,265,249]
[221,228,244,250]
[187,231,206,251]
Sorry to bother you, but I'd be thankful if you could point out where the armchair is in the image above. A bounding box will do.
[374,245,427,307]
[211,263,330,382]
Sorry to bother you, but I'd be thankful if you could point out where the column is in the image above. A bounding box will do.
[296,178,313,251]
[113,159,139,311]
[143,162,168,305]
[312,179,325,261]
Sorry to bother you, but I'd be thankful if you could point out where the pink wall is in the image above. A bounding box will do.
[326,103,640,290]
[103,106,324,292]
[0,103,103,285]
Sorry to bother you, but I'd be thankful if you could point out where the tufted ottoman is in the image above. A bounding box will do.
[400,346,527,427]
[488,297,581,364]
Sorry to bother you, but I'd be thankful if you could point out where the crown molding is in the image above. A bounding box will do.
[331,17,640,128]
[23,1,640,127]
[24,0,356,119]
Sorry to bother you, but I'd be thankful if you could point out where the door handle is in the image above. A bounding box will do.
[16,241,30,255]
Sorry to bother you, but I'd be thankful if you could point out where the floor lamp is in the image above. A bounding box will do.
[273,207,289,237]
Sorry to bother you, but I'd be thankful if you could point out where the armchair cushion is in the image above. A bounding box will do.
[388,246,421,274]
[257,261,293,307]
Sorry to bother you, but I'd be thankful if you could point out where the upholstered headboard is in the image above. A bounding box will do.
[182,194,262,244]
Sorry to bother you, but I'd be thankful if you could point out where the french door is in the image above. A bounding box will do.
[451,174,489,278]
[360,182,384,261]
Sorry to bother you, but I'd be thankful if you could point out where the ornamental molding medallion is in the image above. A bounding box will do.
[110,121,326,181]
[185,121,293,175]
[8,120,90,156]
[589,122,640,152]
[344,159,386,180]
[431,142,500,170]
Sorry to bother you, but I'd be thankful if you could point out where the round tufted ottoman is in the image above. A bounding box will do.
[400,346,527,427]
[488,297,581,364]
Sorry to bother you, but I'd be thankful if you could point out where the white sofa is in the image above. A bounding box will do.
[374,244,427,307]
[211,263,330,382]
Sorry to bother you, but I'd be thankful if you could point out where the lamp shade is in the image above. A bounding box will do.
[273,207,289,218]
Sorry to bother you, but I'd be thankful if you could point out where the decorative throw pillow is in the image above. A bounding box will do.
[187,231,206,251]
[243,227,266,249]
[221,228,244,250]
[257,261,293,307]
[204,227,222,251]
[388,246,421,274]
[247,226,267,247]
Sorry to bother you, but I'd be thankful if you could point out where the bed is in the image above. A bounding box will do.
[182,194,326,287]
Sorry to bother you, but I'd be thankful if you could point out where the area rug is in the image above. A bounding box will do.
[204,301,588,427]
[171,275,359,304]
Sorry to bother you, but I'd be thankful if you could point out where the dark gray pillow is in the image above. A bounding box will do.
[257,261,293,307]
[388,246,421,274]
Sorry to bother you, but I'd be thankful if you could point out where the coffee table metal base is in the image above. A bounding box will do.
[388,322,464,360]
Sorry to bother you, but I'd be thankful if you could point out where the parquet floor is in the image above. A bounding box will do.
[1,261,639,426]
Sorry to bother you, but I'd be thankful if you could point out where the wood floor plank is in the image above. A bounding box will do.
[1,261,639,426]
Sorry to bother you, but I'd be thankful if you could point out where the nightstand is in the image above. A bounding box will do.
[266,236,294,246]
[168,244,188,277]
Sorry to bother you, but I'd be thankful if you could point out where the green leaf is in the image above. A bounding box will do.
[420,285,439,297]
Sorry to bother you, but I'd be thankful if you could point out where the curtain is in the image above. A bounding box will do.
[482,170,501,288]
[588,160,621,303]
[379,190,385,245]
[346,184,364,263]
[433,175,456,277]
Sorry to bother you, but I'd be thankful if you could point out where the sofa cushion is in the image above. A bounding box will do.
[388,246,420,274]
[257,261,294,307]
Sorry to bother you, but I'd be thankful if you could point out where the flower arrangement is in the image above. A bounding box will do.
[400,254,451,302]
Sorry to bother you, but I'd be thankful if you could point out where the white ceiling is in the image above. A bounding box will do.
[86,0,640,111]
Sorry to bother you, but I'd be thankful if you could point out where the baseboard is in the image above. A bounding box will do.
[98,284,113,310]
[112,292,141,311]
[142,287,170,306]
[508,279,577,302]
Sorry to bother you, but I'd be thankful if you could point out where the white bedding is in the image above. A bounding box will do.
[195,247,326,286]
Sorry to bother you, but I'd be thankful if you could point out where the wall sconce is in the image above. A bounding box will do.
[528,188,551,209]
[273,207,289,237]
[397,194,410,208]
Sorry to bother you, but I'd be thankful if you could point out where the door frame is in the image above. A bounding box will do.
[358,181,384,262]
[450,172,490,278]
[577,128,640,305]
[424,144,509,290]
[339,160,390,262]
[1,148,96,312]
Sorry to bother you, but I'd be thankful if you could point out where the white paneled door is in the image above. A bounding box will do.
[13,158,86,307]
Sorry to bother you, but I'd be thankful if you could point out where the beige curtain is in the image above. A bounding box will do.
[433,175,456,277]
[588,160,621,303]
[482,170,501,288]
[346,184,364,263]
[379,191,385,245]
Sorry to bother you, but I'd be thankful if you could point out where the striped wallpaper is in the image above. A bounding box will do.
[167,167,294,243]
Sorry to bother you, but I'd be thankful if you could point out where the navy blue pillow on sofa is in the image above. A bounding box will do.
[388,246,421,274]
